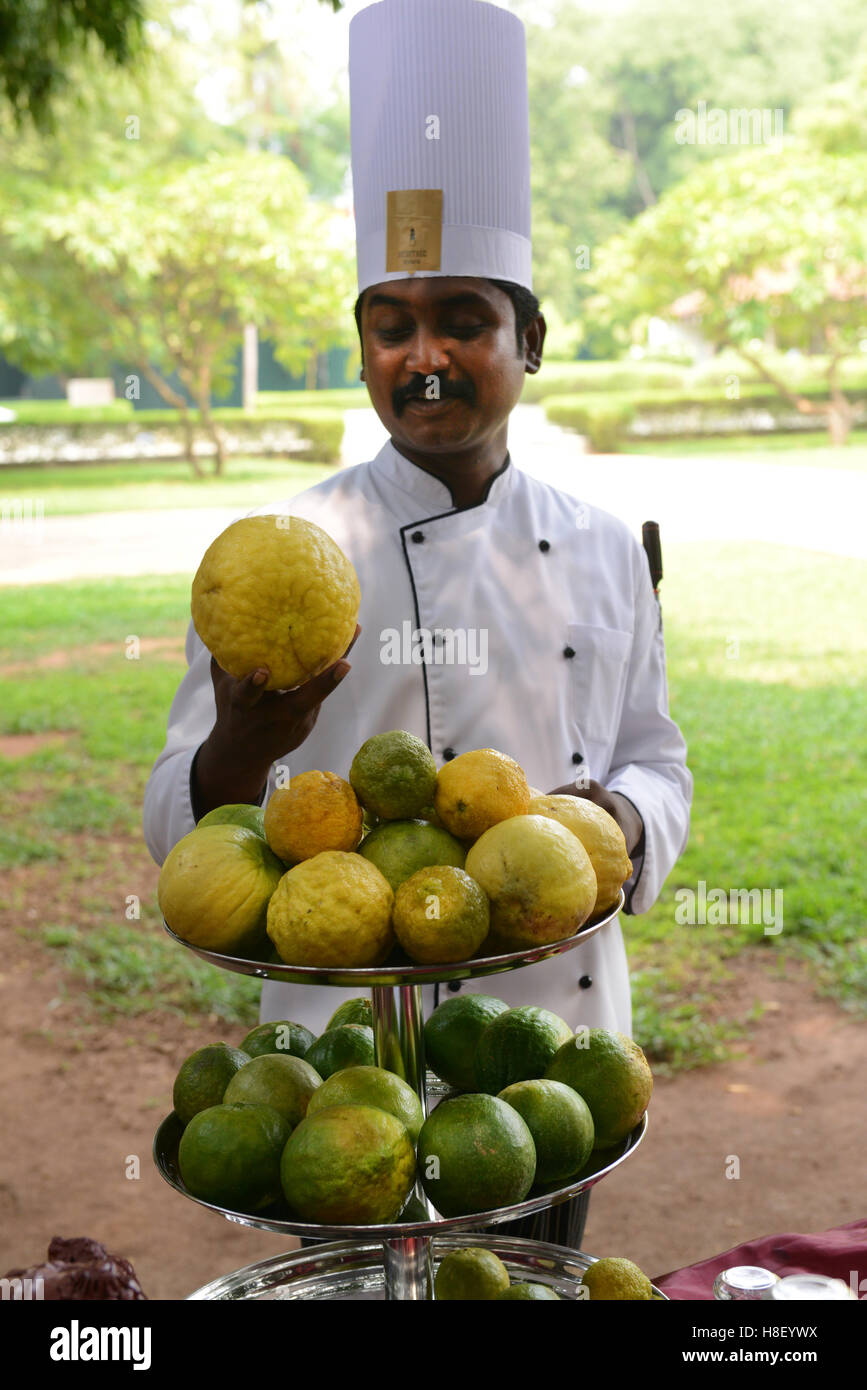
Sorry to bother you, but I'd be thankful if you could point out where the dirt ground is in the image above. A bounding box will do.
[1,900,864,1299]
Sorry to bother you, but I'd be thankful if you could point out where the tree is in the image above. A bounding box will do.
[515,0,867,352]
[0,0,347,131]
[0,152,356,472]
[588,140,867,444]
[0,0,148,130]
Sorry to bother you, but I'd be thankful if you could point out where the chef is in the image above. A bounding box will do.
[143,0,692,1247]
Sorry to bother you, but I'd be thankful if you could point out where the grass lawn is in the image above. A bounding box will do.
[0,455,336,516]
[0,544,864,1067]
[620,430,867,470]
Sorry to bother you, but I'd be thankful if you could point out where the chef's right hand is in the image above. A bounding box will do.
[212,622,360,758]
[193,624,360,816]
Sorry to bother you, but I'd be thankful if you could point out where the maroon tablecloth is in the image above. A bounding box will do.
[653,1217,867,1300]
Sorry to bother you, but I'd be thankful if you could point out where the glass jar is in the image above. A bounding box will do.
[770,1274,856,1300]
[713,1265,780,1300]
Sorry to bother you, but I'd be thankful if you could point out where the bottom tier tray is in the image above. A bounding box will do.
[186,1232,668,1300]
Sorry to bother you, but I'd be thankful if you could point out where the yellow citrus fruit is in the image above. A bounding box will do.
[191,514,360,691]
[434,748,530,841]
[464,815,597,950]
[527,795,632,914]
[392,865,490,964]
[158,824,285,956]
[526,785,546,799]
[264,771,363,863]
[266,850,394,967]
[579,1257,653,1300]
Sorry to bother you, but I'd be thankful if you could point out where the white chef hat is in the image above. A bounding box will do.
[348,0,532,295]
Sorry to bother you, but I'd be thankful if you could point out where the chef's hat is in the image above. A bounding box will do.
[349,0,532,295]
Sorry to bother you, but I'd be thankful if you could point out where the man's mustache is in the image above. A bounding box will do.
[394,374,475,413]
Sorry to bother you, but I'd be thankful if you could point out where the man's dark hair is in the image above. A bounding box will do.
[353,278,540,361]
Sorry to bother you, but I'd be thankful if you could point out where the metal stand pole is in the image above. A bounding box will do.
[371,983,435,1299]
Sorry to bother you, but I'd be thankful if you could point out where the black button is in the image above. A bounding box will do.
[538,539,550,552]
[443,746,456,760]
[579,975,593,990]
[572,752,584,765]
[563,646,576,659]
[447,981,462,993]
[411,530,424,543]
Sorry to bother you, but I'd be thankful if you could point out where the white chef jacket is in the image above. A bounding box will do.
[143,438,692,1039]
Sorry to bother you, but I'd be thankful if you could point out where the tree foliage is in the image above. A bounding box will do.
[0,0,148,130]
[589,140,867,442]
[0,152,355,471]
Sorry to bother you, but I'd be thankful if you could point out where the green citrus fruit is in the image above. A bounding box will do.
[239,1020,316,1060]
[158,824,285,956]
[304,1024,375,1079]
[464,815,597,949]
[197,803,267,838]
[497,1079,595,1184]
[357,819,466,895]
[172,1043,251,1126]
[222,1052,321,1128]
[326,997,373,1030]
[349,730,438,821]
[435,1248,510,1300]
[496,1283,560,1300]
[178,1102,290,1212]
[579,1257,653,1300]
[280,1104,416,1224]
[306,1064,424,1143]
[423,994,510,1092]
[393,865,489,964]
[417,1093,537,1218]
[474,1006,574,1095]
[544,1029,653,1147]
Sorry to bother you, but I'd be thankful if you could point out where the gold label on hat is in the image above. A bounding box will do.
[385,189,443,274]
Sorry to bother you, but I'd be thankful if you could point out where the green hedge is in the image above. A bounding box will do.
[546,386,867,450]
[522,356,867,406]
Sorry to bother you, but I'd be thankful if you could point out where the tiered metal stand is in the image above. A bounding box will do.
[154,889,664,1300]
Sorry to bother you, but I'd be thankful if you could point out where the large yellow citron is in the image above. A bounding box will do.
[267,851,394,968]
[191,515,360,691]
[158,824,285,956]
[527,795,632,914]
[465,815,597,950]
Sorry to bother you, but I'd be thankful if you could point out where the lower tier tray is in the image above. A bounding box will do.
[186,1231,668,1300]
[154,1109,647,1240]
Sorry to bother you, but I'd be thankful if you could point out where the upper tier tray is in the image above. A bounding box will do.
[161,888,625,987]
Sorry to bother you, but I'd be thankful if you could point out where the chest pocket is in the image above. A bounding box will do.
[567,623,633,763]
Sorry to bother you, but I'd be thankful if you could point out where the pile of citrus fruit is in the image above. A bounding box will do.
[433,1249,654,1301]
[158,728,632,969]
[170,993,652,1242]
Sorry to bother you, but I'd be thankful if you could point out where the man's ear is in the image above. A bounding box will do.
[524,313,546,375]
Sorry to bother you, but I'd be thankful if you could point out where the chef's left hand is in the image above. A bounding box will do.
[545,779,643,857]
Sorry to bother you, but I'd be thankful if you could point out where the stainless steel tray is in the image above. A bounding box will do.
[154,1108,647,1240]
[186,1232,668,1301]
[162,890,624,987]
